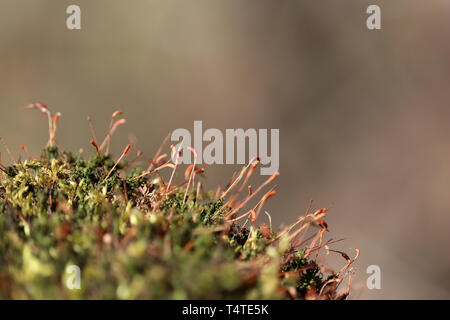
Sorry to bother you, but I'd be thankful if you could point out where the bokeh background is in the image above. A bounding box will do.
[1,0,450,299]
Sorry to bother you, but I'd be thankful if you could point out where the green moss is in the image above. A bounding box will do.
[0,146,343,300]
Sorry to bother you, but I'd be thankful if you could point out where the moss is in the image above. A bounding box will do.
[0,142,349,300]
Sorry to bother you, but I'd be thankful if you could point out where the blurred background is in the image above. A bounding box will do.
[1,0,450,299]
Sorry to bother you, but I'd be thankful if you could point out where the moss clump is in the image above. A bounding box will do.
[0,108,355,299]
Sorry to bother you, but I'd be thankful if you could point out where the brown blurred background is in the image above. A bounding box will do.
[1,0,450,299]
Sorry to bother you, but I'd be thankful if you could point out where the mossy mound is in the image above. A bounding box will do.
[0,143,348,300]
